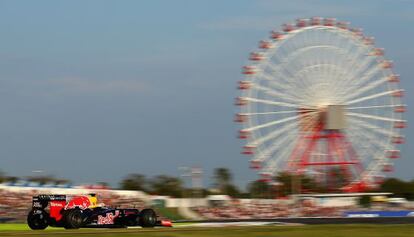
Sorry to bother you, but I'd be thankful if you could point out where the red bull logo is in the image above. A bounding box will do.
[65,196,92,210]
[97,211,120,225]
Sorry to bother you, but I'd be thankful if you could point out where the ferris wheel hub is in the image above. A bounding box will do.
[297,105,346,131]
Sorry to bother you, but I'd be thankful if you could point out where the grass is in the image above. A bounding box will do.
[0,224,414,237]
[154,207,184,221]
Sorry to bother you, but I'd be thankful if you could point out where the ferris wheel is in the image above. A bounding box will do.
[235,17,406,192]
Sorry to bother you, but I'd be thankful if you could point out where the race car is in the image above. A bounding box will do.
[27,194,172,230]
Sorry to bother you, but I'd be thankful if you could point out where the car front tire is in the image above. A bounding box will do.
[139,209,157,228]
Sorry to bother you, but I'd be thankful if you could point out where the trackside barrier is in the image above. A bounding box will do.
[344,211,414,217]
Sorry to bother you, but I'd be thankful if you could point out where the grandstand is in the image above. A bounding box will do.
[2,181,414,222]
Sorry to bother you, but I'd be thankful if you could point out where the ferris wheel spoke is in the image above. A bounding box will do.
[348,122,399,145]
[259,74,290,91]
[348,129,392,157]
[329,134,363,177]
[346,127,388,165]
[252,84,303,104]
[344,129,374,164]
[338,67,387,99]
[262,138,297,174]
[243,114,299,132]
[256,130,297,162]
[240,110,306,116]
[259,71,290,87]
[294,64,347,102]
[266,47,325,81]
[267,63,298,85]
[345,138,388,166]
[344,47,372,71]
[295,63,345,83]
[347,112,403,123]
[342,77,389,103]
[241,97,303,108]
[342,56,382,89]
[338,60,378,95]
[247,122,297,147]
[260,74,302,100]
[260,71,301,98]
[348,117,399,138]
[329,47,368,96]
[288,55,331,92]
[346,90,400,105]
[348,126,393,154]
[273,122,321,171]
[251,116,317,161]
[347,122,392,153]
[343,49,376,81]
[347,104,402,110]
[278,45,343,64]
[269,45,347,88]
[273,61,327,99]
[248,112,318,148]
[343,129,370,163]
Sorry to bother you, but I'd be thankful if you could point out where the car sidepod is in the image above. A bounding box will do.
[82,208,140,227]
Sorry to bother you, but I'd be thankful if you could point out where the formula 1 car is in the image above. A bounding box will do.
[27,194,172,230]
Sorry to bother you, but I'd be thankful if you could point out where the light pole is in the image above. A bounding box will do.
[179,167,191,198]
[178,166,203,198]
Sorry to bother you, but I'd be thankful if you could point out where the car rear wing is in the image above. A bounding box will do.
[34,195,67,201]
[32,195,67,209]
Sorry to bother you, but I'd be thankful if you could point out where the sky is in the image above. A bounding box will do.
[0,0,413,189]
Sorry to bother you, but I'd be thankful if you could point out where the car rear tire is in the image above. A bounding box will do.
[139,209,157,228]
[27,209,49,230]
[63,209,84,229]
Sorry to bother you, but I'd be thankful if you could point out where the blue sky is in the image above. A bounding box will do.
[0,0,413,188]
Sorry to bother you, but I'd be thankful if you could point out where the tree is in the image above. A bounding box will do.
[359,195,371,208]
[213,168,232,193]
[27,175,64,185]
[212,167,242,197]
[248,180,272,199]
[55,179,71,185]
[408,180,414,200]
[275,172,324,196]
[380,178,414,200]
[0,170,5,183]
[120,173,147,191]
[223,184,241,197]
[214,168,233,189]
[4,176,18,183]
[149,175,183,197]
[326,167,348,190]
